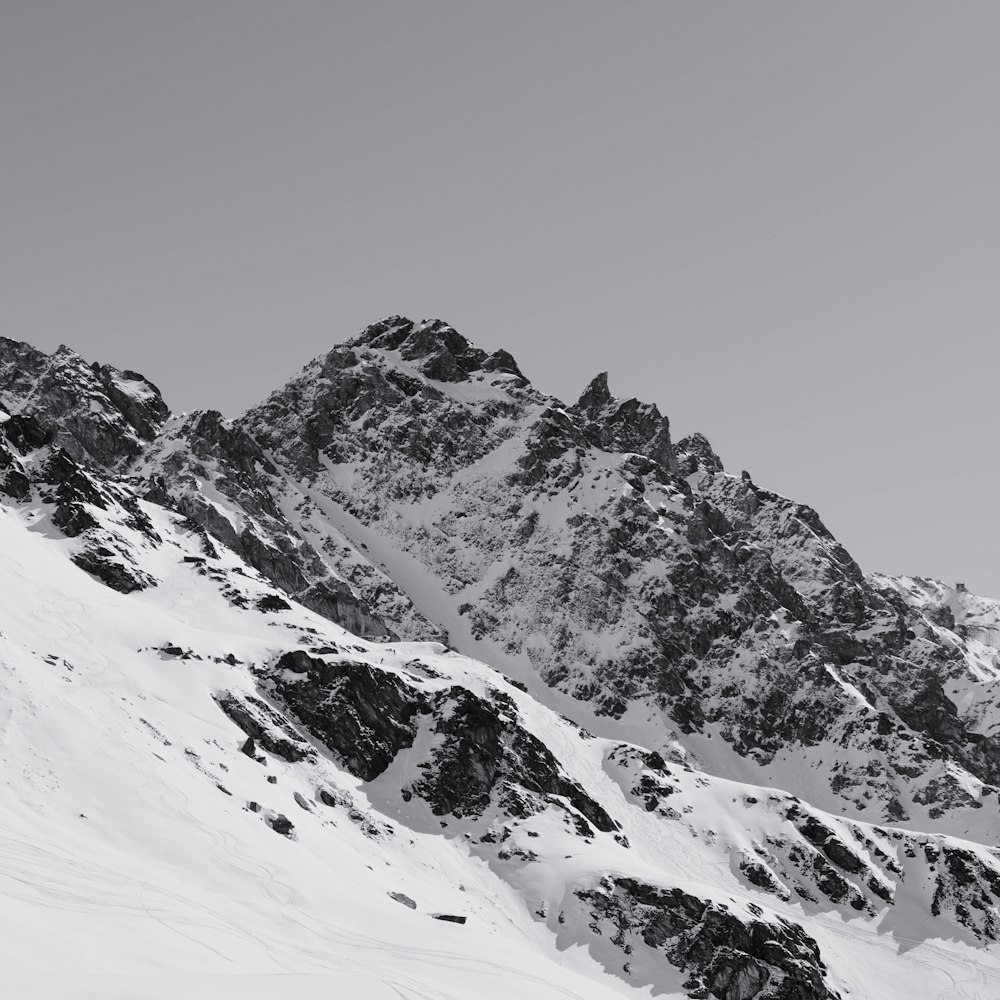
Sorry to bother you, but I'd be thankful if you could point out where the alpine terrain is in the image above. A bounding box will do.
[2,317,999,999]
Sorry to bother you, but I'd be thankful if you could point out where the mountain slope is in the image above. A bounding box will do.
[231,317,1000,836]
[3,323,1000,999]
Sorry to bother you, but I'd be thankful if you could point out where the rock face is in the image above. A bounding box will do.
[268,651,427,780]
[576,877,836,1000]
[266,650,616,834]
[0,337,169,469]
[572,371,677,472]
[7,318,1000,998]
[134,408,433,642]
[405,687,618,834]
[214,690,317,764]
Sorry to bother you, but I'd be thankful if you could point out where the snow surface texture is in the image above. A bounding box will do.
[2,324,1000,998]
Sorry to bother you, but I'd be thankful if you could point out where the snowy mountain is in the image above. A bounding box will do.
[2,320,1000,999]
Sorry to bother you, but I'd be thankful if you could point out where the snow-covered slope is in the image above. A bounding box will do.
[3,324,1000,999]
[0,501,629,998]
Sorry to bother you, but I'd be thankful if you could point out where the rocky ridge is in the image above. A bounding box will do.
[232,318,1000,837]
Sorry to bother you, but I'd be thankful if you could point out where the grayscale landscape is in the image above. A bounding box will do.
[2,5,999,999]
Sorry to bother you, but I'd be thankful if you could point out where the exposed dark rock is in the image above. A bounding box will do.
[214,691,316,763]
[791,809,865,875]
[72,547,151,593]
[891,681,964,746]
[571,372,677,471]
[2,413,54,454]
[675,432,724,475]
[0,467,30,501]
[0,342,168,468]
[94,365,169,442]
[515,407,588,487]
[355,317,524,384]
[409,688,617,832]
[0,439,32,500]
[256,593,292,613]
[269,652,428,780]
[267,813,294,836]
[578,877,838,1000]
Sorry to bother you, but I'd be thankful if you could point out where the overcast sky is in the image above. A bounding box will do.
[3,2,999,594]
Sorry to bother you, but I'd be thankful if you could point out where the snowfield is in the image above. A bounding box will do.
[0,503,627,999]
[0,494,998,999]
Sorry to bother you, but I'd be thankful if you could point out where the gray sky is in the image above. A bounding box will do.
[3,3,999,594]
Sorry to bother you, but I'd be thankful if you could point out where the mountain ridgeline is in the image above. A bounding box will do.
[3,318,1000,999]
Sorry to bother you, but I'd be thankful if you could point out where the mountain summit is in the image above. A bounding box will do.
[2,319,1000,999]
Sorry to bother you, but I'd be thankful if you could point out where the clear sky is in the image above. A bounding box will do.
[3,3,999,593]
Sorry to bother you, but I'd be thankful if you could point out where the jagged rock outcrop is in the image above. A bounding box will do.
[265,650,616,836]
[576,877,838,1000]
[676,432,725,476]
[267,650,427,780]
[572,371,677,471]
[214,690,317,763]
[0,337,169,468]
[357,315,526,384]
[407,687,618,833]
[0,433,31,500]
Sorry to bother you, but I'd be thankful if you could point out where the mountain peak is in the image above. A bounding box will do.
[675,431,724,475]
[570,371,676,470]
[576,371,612,412]
[350,315,524,384]
[352,316,460,353]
